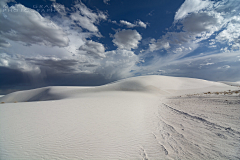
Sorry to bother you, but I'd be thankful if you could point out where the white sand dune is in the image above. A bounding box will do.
[0,75,237,103]
[0,75,239,160]
[220,81,240,87]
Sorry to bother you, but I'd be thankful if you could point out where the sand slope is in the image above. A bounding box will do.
[0,75,239,160]
[0,75,237,103]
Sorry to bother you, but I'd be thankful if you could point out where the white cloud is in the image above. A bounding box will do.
[71,13,99,32]
[149,39,170,51]
[199,62,214,69]
[0,48,139,80]
[0,1,139,81]
[0,4,69,47]
[79,40,106,58]
[97,49,138,79]
[119,20,148,28]
[137,20,147,28]
[138,51,240,81]
[174,0,240,50]
[75,3,107,20]
[174,0,213,21]
[111,20,117,24]
[157,70,166,74]
[217,65,230,69]
[120,20,136,28]
[201,62,214,66]
[182,12,222,34]
[0,0,12,7]
[216,16,240,50]
[112,29,142,50]
[103,0,110,4]
[53,2,67,16]
[52,1,107,33]
[146,0,240,65]
[70,3,107,32]
[1,0,240,82]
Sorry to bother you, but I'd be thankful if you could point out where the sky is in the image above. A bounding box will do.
[0,0,240,94]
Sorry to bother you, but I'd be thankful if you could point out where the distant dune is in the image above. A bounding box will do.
[0,75,238,103]
[220,81,240,87]
[0,75,239,160]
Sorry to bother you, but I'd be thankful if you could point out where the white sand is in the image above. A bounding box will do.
[0,75,239,159]
[220,81,240,87]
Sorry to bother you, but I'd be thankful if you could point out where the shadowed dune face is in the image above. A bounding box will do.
[0,88,64,103]
[0,75,238,103]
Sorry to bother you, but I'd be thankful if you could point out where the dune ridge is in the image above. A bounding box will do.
[0,75,237,103]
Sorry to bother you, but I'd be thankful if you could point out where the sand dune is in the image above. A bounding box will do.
[0,75,239,159]
[0,75,237,103]
[220,81,240,87]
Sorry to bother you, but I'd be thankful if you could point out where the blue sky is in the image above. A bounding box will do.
[0,0,240,94]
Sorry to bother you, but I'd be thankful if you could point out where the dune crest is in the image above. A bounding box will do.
[0,75,237,103]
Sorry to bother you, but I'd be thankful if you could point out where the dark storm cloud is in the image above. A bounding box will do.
[0,66,114,95]
[26,58,82,73]
[0,39,10,48]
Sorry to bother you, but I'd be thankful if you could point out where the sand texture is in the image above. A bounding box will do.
[0,75,239,159]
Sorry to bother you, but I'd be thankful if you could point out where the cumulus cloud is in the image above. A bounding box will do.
[97,49,139,79]
[174,0,213,21]
[0,0,141,87]
[147,0,240,63]
[119,20,147,28]
[0,49,138,81]
[70,3,107,32]
[177,0,240,46]
[79,40,106,58]
[120,20,136,28]
[216,16,240,50]
[137,20,147,28]
[148,31,198,58]
[50,1,107,33]
[182,12,222,34]
[149,39,170,51]
[0,0,11,7]
[0,3,69,47]
[0,53,40,74]
[112,29,142,50]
